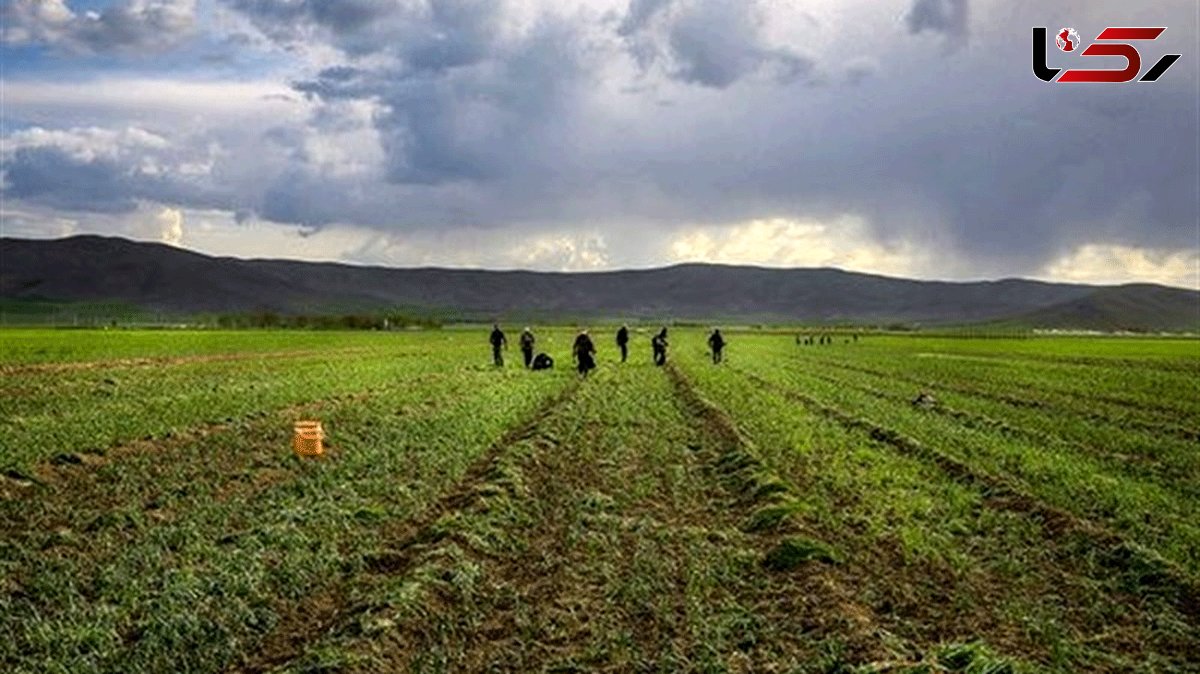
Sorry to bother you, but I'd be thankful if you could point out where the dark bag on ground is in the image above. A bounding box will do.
[532,353,554,370]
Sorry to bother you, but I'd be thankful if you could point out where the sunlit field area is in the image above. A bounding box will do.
[2,329,1197,673]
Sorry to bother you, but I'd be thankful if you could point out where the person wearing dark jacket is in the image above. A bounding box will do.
[519,327,536,368]
[532,352,554,370]
[573,330,597,376]
[707,328,726,364]
[651,327,668,366]
[489,324,507,367]
[616,325,630,363]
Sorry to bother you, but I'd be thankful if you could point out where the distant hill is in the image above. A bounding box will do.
[1002,285,1200,332]
[2,235,1197,330]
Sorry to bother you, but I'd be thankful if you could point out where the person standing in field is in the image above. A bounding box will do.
[616,325,630,363]
[489,324,507,367]
[519,327,536,368]
[573,329,597,376]
[708,328,726,364]
[651,327,668,366]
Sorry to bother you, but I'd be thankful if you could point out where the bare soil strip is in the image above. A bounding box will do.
[228,380,581,674]
[662,364,888,657]
[734,367,1200,621]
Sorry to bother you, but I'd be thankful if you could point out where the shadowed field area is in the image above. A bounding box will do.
[1,329,1197,673]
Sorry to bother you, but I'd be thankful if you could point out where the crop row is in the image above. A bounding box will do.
[270,363,942,672]
[669,335,1197,672]
[799,342,1199,427]
[0,335,492,471]
[729,347,1200,578]
[798,365,1200,501]
[1,361,570,674]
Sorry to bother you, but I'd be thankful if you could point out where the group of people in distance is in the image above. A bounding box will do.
[797,333,858,345]
[488,324,726,375]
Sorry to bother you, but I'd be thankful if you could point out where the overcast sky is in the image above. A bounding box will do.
[2,0,1197,287]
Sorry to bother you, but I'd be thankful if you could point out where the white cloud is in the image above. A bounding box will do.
[155,207,184,246]
[7,201,1197,290]
[341,226,616,271]
[1041,244,1200,290]
[517,233,611,270]
[3,79,307,129]
[1,201,184,246]
[3,126,169,163]
[0,0,197,55]
[1,124,227,213]
[668,216,946,278]
[0,206,79,239]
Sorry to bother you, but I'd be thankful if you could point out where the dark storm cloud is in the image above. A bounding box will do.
[0,0,197,55]
[5,0,1196,282]
[259,169,352,226]
[2,143,229,213]
[4,146,142,213]
[286,4,587,187]
[223,0,504,66]
[221,0,395,44]
[617,0,815,88]
[94,2,1200,271]
[906,0,968,36]
[1,128,231,214]
[617,0,672,37]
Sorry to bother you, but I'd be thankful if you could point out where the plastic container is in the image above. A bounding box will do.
[293,420,325,457]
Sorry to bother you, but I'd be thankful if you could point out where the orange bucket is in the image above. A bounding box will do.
[293,420,325,457]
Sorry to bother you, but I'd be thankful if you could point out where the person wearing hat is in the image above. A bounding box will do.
[573,329,597,377]
[519,327,536,368]
[651,327,668,366]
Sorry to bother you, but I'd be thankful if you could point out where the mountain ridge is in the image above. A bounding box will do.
[2,235,1197,330]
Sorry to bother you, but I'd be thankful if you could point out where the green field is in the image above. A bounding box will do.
[1,329,1197,673]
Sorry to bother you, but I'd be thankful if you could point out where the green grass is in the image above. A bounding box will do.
[1,328,1197,673]
[0,299,153,326]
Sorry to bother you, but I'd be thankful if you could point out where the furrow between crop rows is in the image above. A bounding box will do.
[733,366,1200,622]
[1,366,569,674]
[811,357,1200,443]
[229,379,581,673]
[799,367,1199,495]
